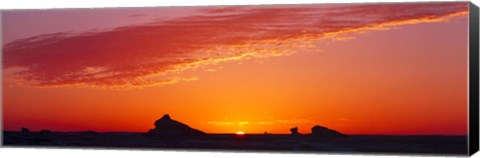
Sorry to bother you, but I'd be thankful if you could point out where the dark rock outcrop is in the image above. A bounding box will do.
[290,126,299,136]
[144,114,205,138]
[310,125,346,138]
[21,127,30,133]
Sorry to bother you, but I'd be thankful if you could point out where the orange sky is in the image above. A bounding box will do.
[2,2,470,135]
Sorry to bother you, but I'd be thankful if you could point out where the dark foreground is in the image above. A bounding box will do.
[2,131,467,155]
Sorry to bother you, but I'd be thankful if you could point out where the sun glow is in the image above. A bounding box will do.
[235,131,245,135]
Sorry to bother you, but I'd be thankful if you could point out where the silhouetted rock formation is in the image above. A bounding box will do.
[144,114,205,138]
[21,128,30,133]
[290,126,299,136]
[310,125,346,138]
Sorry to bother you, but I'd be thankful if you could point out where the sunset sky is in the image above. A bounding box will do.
[2,2,470,135]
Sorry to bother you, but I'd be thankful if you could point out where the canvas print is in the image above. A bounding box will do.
[1,1,475,156]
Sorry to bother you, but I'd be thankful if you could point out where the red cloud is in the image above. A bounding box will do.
[2,2,468,88]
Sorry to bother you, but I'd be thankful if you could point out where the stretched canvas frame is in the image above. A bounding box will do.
[469,1,479,156]
[1,1,479,156]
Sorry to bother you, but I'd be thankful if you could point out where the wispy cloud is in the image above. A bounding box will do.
[2,2,467,89]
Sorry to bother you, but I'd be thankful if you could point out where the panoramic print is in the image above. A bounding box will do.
[2,1,470,155]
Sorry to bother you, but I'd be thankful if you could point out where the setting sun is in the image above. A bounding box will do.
[235,131,245,135]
